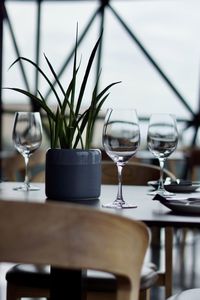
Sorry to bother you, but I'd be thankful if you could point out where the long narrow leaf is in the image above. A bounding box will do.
[9,57,61,106]
[70,26,78,119]
[38,90,54,147]
[8,31,120,150]
[5,87,56,120]
[55,108,63,148]
[61,65,80,115]
[43,54,65,108]
[85,94,110,149]
[75,32,103,116]
[93,81,121,105]
[71,110,89,148]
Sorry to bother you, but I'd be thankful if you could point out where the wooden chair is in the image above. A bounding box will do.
[177,148,200,285]
[101,160,176,185]
[101,160,175,298]
[1,150,45,182]
[0,200,149,300]
[5,159,159,300]
[185,147,200,180]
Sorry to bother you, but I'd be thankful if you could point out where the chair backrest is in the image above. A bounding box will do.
[1,150,45,182]
[186,148,200,180]
[102,160,176,185]
[0,200,149,300]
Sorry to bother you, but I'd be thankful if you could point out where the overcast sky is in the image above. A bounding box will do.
[3,0,200,121]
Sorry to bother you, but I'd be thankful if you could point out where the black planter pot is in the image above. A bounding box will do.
[45,149,101,201]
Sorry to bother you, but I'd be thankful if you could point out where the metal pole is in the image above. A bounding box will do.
[0,1,4,154]
[96,0,107,84]
[108,3,195,118]
[33,0,42,112]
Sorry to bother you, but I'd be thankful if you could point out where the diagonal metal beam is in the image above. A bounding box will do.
[0,0,4,156]
[33,0,42,111]
[34,0,42,94]
[95,0,107,91]
[108,3,195,117]
[4,5,30,92]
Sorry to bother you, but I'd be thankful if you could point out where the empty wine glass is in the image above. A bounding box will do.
[102,108,140,208]
[12,112,42,191]
[147,113,178,196]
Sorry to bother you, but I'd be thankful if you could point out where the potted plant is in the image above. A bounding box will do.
[7,29,120,200]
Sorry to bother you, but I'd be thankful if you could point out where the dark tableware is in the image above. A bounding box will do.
[148,180,200,193]
[153,193,200,215]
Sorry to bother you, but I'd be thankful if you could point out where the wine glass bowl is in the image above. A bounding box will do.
[12,112,42,191]
[102,108,140,208]
[147,113,178,196]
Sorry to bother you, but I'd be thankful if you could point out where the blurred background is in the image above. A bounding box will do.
[1,0,200,183]
[1,0,200,182]
[1,0,200,150]
[1,0,200,181]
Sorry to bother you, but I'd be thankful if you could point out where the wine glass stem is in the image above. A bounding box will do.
[116,163,125,202]
[158,158,165,190]
[24,155,30,189]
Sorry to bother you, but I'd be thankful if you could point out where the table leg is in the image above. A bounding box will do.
[150,226,161,267]
[152,227,173,298]
[165,227,173,298]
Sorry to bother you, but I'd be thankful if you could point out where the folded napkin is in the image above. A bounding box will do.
[164,179,192,186]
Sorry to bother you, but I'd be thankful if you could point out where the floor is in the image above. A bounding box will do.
[173,229,200,291]
[151,228,200,299]
[0,230,200,300]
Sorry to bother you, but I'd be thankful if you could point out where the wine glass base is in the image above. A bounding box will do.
[13,184,40,191]
[102,201,137,209]
[149,189,175,197]
[159,190,175,197]
[147,190,158,196]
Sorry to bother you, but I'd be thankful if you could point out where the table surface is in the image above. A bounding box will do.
[1,181,200,228]
[1,181,198,299]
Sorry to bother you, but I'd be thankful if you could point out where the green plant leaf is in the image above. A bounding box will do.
[9,56,62,105]
[7,30,120,150]
[75,32,103,116]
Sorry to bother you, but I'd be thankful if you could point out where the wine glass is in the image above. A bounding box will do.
[12,112,42,191]
[147,113,178,196]
[102,108,140,208]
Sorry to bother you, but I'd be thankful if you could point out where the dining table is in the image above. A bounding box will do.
[1,181,200,299]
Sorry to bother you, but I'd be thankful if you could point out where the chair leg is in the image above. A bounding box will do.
[86,289,150,300]
[6,283,20,300]
[7,282,50,300]
[6,280,152,300]
[139,289,150,300]
[165,227,173,298]
[150,227,173,299]
[87,292,116,300]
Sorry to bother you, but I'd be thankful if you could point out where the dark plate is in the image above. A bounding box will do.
[157,197,200,215]
[148,181,200,193]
